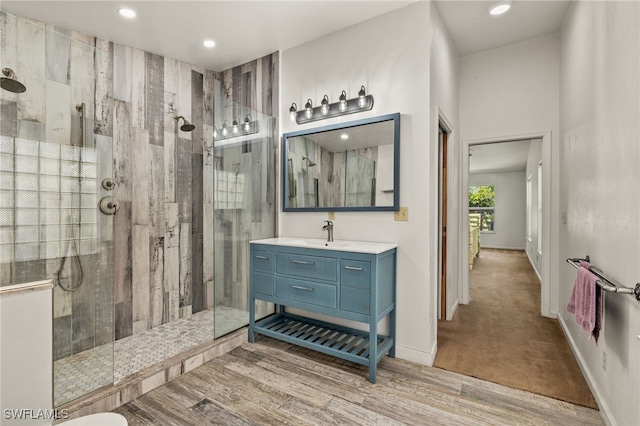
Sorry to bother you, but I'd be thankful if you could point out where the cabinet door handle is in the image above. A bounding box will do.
[292,260,314,265]
[344,266,363,271]
[255,255,269,260]
[291,285,314,291]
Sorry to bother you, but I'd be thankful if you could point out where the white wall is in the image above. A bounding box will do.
[430,3,460,321]
[525,139,542,275]
[559,2,640,425]
[460,33,560,315]
[279,2,438,364]
[470,171,526,250]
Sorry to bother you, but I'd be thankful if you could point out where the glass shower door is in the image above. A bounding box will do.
[212,98,276,338]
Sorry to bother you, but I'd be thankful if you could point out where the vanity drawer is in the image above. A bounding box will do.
[276,253,337,282]
[253,250,274,273]
[340,260,371,289]
[252,272,274,296]
[276,277,337,309]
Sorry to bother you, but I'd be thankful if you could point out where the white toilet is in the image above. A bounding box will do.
[58,413,128,425]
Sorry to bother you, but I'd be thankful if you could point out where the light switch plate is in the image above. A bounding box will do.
[394,207,408,221]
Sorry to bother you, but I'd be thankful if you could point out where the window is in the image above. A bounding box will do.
[469,185,495,232]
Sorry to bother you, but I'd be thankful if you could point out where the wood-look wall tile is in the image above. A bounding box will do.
[191,70,204,154]
[149,144,165,237]
[165,203,180,249]
[115,300,132,340]
[45,30,70,84]
[176,139,192,221]
[45,79,71,143]
[191,233,204,313]
[177,62,192,141]
[203,203,214,284]
[0,100,17,136]
[17,17,46,124]
[130,48,146,129]
[131,128,149,225]
[149,236,165,327]
[178,223,191,311]
[261,51,279,116]
[94,43,113,137]
[95,134,114,242]
[69,30,93,46]
[163,57,178,132]
[94,240,114,347]
[132,224,150,335]
[18,119,45,140]
[251,142,263,222]
[71,256,96,349]
[113,100,132,200]
[163,130,176,203]
[113,200,132,307]
[95,37,111,54]
[113,44,132,102]
[0,12,18,80]
[145,52,164,146]
[70,36,96,120]
[53,315,72,361]
[203,70,215,126]
[53,277,72,318]
[164,243,180,322]
[191,153,203,234]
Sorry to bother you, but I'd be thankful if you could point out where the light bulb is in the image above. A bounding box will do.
[232,118,239,135]
[243,116,251,132]
[320,95,330,116]
[213,125,218,139]
[289,103,297,122]
[338,90,348,112]
[304,99,313,119]
[221,121,229,137]
[357,85,367,108]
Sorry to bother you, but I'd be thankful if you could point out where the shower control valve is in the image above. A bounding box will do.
[99,196,120,215]
[102,178,117,191]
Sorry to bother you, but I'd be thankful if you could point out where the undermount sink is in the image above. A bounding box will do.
[250,237,397,254]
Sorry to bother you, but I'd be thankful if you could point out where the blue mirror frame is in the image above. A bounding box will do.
[282,113,400,212]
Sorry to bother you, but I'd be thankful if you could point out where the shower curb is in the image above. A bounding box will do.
[55,328,247,423]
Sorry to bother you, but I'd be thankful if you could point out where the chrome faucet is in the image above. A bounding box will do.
[322,220,334,242]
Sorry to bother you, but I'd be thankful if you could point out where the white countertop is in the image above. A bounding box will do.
[250,236,398,254]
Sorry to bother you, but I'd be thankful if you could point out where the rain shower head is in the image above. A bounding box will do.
[1,68,26,93]
[302,156,316,167]
[174,115,195,132]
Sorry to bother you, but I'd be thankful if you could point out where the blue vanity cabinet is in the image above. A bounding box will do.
[249,241,397,383]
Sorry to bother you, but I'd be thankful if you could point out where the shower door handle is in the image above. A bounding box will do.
[99,196,120,215]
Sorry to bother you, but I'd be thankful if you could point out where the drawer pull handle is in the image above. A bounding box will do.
[292,260,315,265]
[292,285,314,291]
[255,255,269,260]
[344,266,363,271]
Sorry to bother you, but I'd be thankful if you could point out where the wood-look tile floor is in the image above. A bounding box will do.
[115,335,604,425]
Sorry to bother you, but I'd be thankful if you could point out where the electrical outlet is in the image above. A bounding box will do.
[394,207,409,222]
[602,351,607,371]
[328,211,335,220]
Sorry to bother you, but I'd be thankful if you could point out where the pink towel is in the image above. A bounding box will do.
[567,261,603,344]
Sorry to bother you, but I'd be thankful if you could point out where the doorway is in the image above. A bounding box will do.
[437,122,450,320]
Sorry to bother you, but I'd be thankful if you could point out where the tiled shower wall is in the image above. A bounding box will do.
[1,10,279,349]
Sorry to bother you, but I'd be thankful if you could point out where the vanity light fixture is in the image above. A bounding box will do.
[488,0,511,15]
[117,8,136,18]
[292,85,374,125]
[213,115,259,142]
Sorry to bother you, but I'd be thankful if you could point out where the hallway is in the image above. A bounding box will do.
[435,249,597,408]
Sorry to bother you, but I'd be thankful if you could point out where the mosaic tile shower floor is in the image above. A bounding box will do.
[54,306,249,406]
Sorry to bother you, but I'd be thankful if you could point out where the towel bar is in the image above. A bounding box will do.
[566,255,640,301]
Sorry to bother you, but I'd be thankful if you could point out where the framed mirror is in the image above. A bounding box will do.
[282,113,400,211]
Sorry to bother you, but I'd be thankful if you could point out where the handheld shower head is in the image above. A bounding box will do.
[1,68,26,93]
[174,115,195,132]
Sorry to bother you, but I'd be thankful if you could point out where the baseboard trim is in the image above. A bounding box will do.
[557,315,613,425]
[481,245,525,251]
[525,250,542,283]
[396,340,437,367]
[447,298,460,320]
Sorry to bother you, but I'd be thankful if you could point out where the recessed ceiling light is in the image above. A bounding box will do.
[203,40,216,48]
[340,134,349,140]
[118,8,136,19]
[488,1,511,16]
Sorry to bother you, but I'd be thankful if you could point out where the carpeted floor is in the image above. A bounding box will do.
[434,248,598,409]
